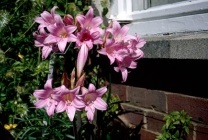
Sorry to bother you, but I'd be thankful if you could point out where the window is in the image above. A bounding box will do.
[110,0,208,35]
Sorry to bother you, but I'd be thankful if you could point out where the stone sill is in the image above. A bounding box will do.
[142,31,208,59]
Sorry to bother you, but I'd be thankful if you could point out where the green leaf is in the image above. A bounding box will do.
[102,7,108,17]
[184,126,189,134]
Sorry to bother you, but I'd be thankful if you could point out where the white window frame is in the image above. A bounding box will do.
[110,0,208,36]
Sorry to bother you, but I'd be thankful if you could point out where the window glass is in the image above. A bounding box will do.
[148,0,187,8]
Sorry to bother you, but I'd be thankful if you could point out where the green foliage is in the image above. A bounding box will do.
[156,110,192,140]
[101,0,109,17]
[15,109,75,140]
[0,0,92,139]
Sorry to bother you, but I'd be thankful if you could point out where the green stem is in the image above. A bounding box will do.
[73,114,80,140]
[106,72,111,105]
[22,22,35,36]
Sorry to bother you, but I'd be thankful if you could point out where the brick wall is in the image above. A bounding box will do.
[111,84,208,140]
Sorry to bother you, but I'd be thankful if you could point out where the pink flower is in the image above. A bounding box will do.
[34,6,60,29]
[107,20,132,43]
[33,79,57,116]
[54,85,85,121]
[33,28,55,59]
[99,26,145,82]
[63,14,74,25]
[76,29,103,78]
[114,56,137,82]
[75,7,103,78]
[81,84,107,121]
[44,16,77,52]
[76,6,103,32]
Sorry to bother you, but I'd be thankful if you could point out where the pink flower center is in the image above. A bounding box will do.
[80,30,91,42]
[63,93,74,105]
[106,46,115,54]
[84,93,97,105]
[58,28,68,38]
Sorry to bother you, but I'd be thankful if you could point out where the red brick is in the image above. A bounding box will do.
[146,111,165,133]
[140,129,157,140]
[119,103,145,126]
[111,84,127,101]
[127,86,146,106]
[145,90,166,112]
[127,86,167,112]
[167,93,208,123]
[118,112,144,128]
[196,124,208,140]
[187,124,194,140]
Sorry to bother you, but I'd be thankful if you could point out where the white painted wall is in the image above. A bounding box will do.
[109,0,208,36]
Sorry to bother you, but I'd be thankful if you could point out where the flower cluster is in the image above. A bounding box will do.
[33,74,107,121]
[33,6,145,122]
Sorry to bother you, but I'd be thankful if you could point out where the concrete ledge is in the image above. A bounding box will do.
[142,31,208,59]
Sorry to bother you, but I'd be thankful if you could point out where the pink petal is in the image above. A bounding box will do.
[33,90,48,99]
[41,11,53,23]
[92,17,103,27]
[93,97,107,110]
[96,86,107,97]
[66,25,77,34]
[85,7,93,19]
[72,98,85,108]
[85,105,95,121]
[46,101,56,116]
[42,46,52,59]
[51,6,58,16]
[76,15,85,27]
[121,68,128,82]
[107,54,116,65]
[128,61,137,69]
[81,87,88,95]
[86,41,93,50]
[88,83,96,91]
[91,31,100,39]
[34,17,45,24]
[44,79,53,89]
[120,25,129,36]
[67,34,77,42]
[44,35,57,44]
[114,67,119,72]
[97,48,107,55]
[34,40,43,47]
[34,99,47,108]
[56,101,66,113]
[76,44,88,78]
[56,16,65,27]
[70,86,80,95]
[57,38,67,52]
[66,106,76,121]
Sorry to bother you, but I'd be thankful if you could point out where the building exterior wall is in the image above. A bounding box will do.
[111,84,208,140]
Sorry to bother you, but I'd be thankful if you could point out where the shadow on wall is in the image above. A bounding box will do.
[110,58,208,98]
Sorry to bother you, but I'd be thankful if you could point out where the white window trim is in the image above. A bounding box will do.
[110,0,208,36]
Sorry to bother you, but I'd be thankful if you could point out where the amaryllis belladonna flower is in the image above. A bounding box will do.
[54,85,85,121]
[44,16,77,52]
[33,79,57,116]
[81,84,107,121]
